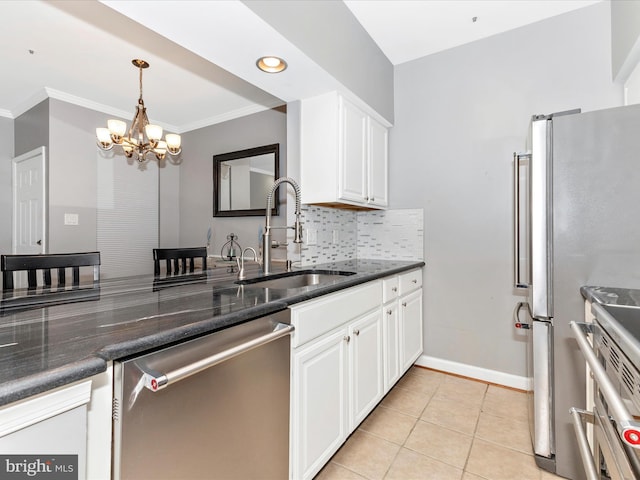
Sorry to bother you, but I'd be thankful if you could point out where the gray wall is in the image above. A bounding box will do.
[611,0,640,81]
[243,0,394,124]
[48,99,102,253]
[0,116,14,256]
[14,99,49,157]
[179,107,287,258]
[389,2,622,377]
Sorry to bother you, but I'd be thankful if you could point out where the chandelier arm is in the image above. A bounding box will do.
[96,59,178,163]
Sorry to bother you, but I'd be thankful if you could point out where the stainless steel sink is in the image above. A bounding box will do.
[236,270,355,289]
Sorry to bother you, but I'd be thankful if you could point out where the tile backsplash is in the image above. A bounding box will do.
[298,206,423,266]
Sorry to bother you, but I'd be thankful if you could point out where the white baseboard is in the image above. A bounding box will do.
[416,355,530,391]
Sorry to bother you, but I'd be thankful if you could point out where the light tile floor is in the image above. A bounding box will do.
[315,366,566,480]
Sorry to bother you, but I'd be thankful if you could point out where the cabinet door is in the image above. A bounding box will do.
[383,303,401,392]
[291,329,349,480]
[339,98,367,203]
[349,310,384,430]
[368,118,388,207]
[400,289,423,372]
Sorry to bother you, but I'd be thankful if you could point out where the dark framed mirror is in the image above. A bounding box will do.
[213,143,279,217]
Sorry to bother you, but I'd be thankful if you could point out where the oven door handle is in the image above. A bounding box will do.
[142,322,294,392]
[570,321,640,449]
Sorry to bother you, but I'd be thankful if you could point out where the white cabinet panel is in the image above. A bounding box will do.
[349,310,384,430]
[291,329,348,480]
[339,99,367,203]
[383,302,401,392]
[368,118,389,207]
[400,289,424,371]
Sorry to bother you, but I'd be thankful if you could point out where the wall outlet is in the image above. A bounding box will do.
[332,230,340,244]
[306,228,318,246]
[64,213,79,225]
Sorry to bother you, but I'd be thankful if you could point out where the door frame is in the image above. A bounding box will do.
[12,146,48,254]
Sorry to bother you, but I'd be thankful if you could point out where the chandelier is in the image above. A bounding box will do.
[96,59,181,163]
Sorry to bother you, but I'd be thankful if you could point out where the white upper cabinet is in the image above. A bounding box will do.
[300,91,389,209]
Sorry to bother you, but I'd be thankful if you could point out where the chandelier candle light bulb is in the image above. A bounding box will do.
[96,59,182,163]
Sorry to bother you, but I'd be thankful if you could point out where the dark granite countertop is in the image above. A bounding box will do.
[0,259,424,406]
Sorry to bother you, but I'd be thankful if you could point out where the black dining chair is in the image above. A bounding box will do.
[1,252,101,291]
[153,247,208,276]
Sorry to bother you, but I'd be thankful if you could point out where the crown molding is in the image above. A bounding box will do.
[176,100,283,134]
[4,88,282,133]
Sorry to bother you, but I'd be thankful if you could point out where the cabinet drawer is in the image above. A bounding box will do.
[291,281,382,348]
[382,276,399,304]
[399,269,422,295]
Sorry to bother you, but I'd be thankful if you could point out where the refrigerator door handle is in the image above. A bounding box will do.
[513,301,531,329]
[513,152,530,289]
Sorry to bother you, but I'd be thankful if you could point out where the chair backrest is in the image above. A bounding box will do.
[1,252,101,291]
[153,247,208,276]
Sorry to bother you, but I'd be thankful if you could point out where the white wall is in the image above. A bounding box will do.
[611,0,640,82]
[389,2,622,378]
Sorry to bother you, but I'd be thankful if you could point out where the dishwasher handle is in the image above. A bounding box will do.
[570,321,640,449]
[143,322,294,392]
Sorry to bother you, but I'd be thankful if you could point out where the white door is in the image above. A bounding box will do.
[349,309,384,430]
[383,302,401,391]
[12,147,47,255]
[338,98,367,204]
[400,289,424,371]
[291,329,348,480]
[368,118,389,207]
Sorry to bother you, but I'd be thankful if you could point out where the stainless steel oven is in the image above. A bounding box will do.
[570,303,640,480]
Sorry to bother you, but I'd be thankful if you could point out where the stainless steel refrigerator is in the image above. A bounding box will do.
[513,104,640,479]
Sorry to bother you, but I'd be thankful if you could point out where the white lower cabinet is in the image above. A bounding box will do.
[0,380,92,480]
[291,314,384,480]
[290,269,423,480]
[400,288,424,371]
[290,282,382,480]
[382,299,401,392]
[349,309,384,430]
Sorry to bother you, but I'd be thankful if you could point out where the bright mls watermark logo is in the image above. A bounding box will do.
[0,455,77,479]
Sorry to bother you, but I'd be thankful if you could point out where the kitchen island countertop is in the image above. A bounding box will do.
[0,258,424,406]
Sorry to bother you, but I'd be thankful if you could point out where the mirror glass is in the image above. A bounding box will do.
[213,143,279,217]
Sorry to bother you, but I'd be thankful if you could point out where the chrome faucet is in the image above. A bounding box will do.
[262,177,303,275]
[236,247,258,281]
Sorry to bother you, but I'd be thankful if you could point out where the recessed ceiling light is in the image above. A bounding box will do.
[256,56,287,73]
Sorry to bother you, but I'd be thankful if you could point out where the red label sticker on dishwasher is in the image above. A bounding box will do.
[150,378,158,391]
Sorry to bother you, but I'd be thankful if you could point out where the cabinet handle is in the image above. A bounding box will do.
[344,335,351,343]
[371,197,375,201]
[412,279,417,284]
[402,302,407,307]
[387,310,393,315]
[354,329,360,336]
[392,287,397,292]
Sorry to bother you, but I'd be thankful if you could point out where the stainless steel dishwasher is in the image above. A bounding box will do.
[112,310,293,480]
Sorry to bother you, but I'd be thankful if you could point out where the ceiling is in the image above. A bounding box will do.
[344,0,601,65]
[0,0,600,133]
